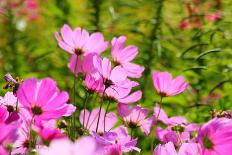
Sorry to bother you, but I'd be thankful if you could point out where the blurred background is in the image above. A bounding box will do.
[0,0,232,153]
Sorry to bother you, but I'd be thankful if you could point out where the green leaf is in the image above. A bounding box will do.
[180,43,208,58]
[194,48,222,61]
[183,66,207,72]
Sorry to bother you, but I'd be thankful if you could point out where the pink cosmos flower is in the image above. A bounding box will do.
[93,56,141,103]
[118,104,152,135]
[93,56,127,88]
[93,126,140,153]
[16,78,76,122]
[38,136,101,155]
[13,109,37,155]
[153,104,198,146]
[0,92,17,113]
[152,71,188,97]
[79,107,117,134]
[12,118,30,154]
[0,106,19,124]
[55,24,108,55]
[111,36,144,78]
[196,118,232,155]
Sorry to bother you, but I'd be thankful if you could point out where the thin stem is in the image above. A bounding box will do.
[155,97,163,123]
[71,57,78,139]
[96,101,103,133]
[90,0,102,31]
[83,92,90,128]
[104,100,111,132]
[96,88,106,132]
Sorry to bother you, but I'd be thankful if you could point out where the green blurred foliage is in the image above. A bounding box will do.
[0,0,232,154]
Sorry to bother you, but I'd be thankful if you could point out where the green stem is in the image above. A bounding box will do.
[96,101,103,133]
[83,92,90,128]
[71,58,78,139]
[90,0,102,32]
[104,100,111,132]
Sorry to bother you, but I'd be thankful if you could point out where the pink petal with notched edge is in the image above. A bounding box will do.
[84,32,108,55]
[140,118,153,136]
[167,76,188,96]
[16,78,37,108]
[62,104,76,116]
[155,72,172,93]
[79,29,90,50]
[82,53,97,75]
[36,78,57,107]
[73,27,82,47]
[126,105,148,123]
[60,24,74,47]
[102,58,112,79]
[116,79,138,88]
[122,62,144,78]
[110,66,127,83]
[111,36,144,78]
[93,55,103,75]
[111,36,126,59]
[118,90,142,104]
[105,86,131,100]
[55,32,74,54]
[117,45,138,63]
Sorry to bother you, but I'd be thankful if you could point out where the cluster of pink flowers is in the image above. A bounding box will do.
[0,0,39,21]
[0,24,232,155]
[179,0,222,30]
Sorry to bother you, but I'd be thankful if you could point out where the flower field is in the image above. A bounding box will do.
[0,0,232,155]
